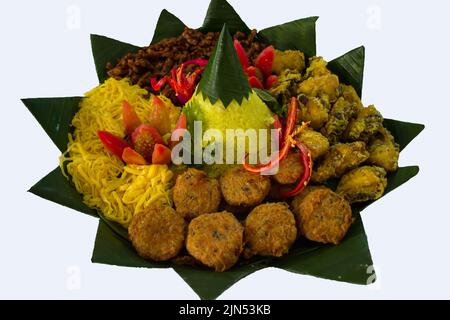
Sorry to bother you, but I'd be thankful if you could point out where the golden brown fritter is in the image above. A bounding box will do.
[322,97,358,144]
[173,168,221,220]
[186,211,244,272]
[298,74,340,104]
[220,166,271,207]
[291,187,353,244]
[244,203,297,258]
[343,105,383,142]
[341,84,364,110]
[296,128,330,160]
[298,95,329,129]
[312,141,370,183]
[272,151,304,185]
[336,166,387,203]
[366,127,400,172]
[128,205,186,261]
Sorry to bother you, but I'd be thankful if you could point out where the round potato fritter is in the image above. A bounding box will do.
[186,211,244,272]
[244,203,297,258]
[291,187,353,245]
[128,205,186,261]
[272,151,304,185]
[220,167,271,207]
[173,168,221,220]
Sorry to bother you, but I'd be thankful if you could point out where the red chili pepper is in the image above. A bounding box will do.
[255,45,275,78]
[279,141,312,197]
[248,76,264,89]
[265,75,278,89]
[150,59,208,105]
[233,40,249,69]
[242,97,312,196]
[97,131,130,159]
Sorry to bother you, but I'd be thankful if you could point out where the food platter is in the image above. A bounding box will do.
[23,0,424,299]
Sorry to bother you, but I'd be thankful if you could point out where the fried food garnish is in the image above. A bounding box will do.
[344,105,383,142]
[296,128,330,160]
[312,141,369,183]
[366,127,400,172]
[322,97,358,144]
[336,166,387,203]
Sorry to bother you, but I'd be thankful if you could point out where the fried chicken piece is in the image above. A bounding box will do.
[298,95,329,129]
[366,127,400,172]
[298,74,340,104]
[336,166,387,203]
[269,70,303,107]
[272,50,306,75]
[296,128,330,160]
[322,97,358,144]
[343,105,383,142]
[304,57,331,78]
[341,84,364,110]
[312,141,370,183]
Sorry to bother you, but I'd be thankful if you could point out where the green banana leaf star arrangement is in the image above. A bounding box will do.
[23,0,424,299]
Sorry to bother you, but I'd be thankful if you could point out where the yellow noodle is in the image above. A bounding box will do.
[60,78,178,227]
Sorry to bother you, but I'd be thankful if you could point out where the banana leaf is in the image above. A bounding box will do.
[198,24,251,106]
[258,17,318,58]
[151,9,186,44]
[24,0,424,300]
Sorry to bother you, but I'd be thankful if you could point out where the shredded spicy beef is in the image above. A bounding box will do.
[106,28,266,104]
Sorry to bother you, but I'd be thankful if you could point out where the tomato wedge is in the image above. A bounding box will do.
[255,46,275,78]
[152,143,172,165]
[122,147,147,165]
[97,131,130,159]
[122,100,141,136]
[233,40,249,69]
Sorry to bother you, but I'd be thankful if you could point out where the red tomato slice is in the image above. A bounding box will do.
[255,45,275,78]
[152,143,172,165]
[122,147,147,165]
[97,131,130,159]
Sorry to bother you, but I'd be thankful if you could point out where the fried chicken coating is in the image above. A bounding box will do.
[304,57,331,78]
[173,168,221,220]
[220,166,271,207]
[296,128,330,160]
[322,97,358,144]
[298,74,340,104]
[272,50,306,75]
[129,205,186,261]
[269,70,303,107]
[244,203,297,258]
[273,151,304,185]
[341,84,364,110]
[186,211,244,272]
[312,141,370,183]
[291,186,353,244]
[298,94,329,129]
[366,127,400,172]
[344,105,383,142]
[336,166,387,203]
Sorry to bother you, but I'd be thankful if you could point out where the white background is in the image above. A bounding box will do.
[0,0,449,299]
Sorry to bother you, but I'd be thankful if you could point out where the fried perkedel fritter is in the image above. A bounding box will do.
[173,168,221,220]
[366,127,400,172]
[291,186,353,244]
[296,128,330,160]
[312,141,370,183]
[343,105,383,142]
[337,166,387,203]
[129,205,186,261]
[273,151,304,185]
[322,97,358,144]
[244,203,297,258]
[220,166,271,207]
[186,211,244,272]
